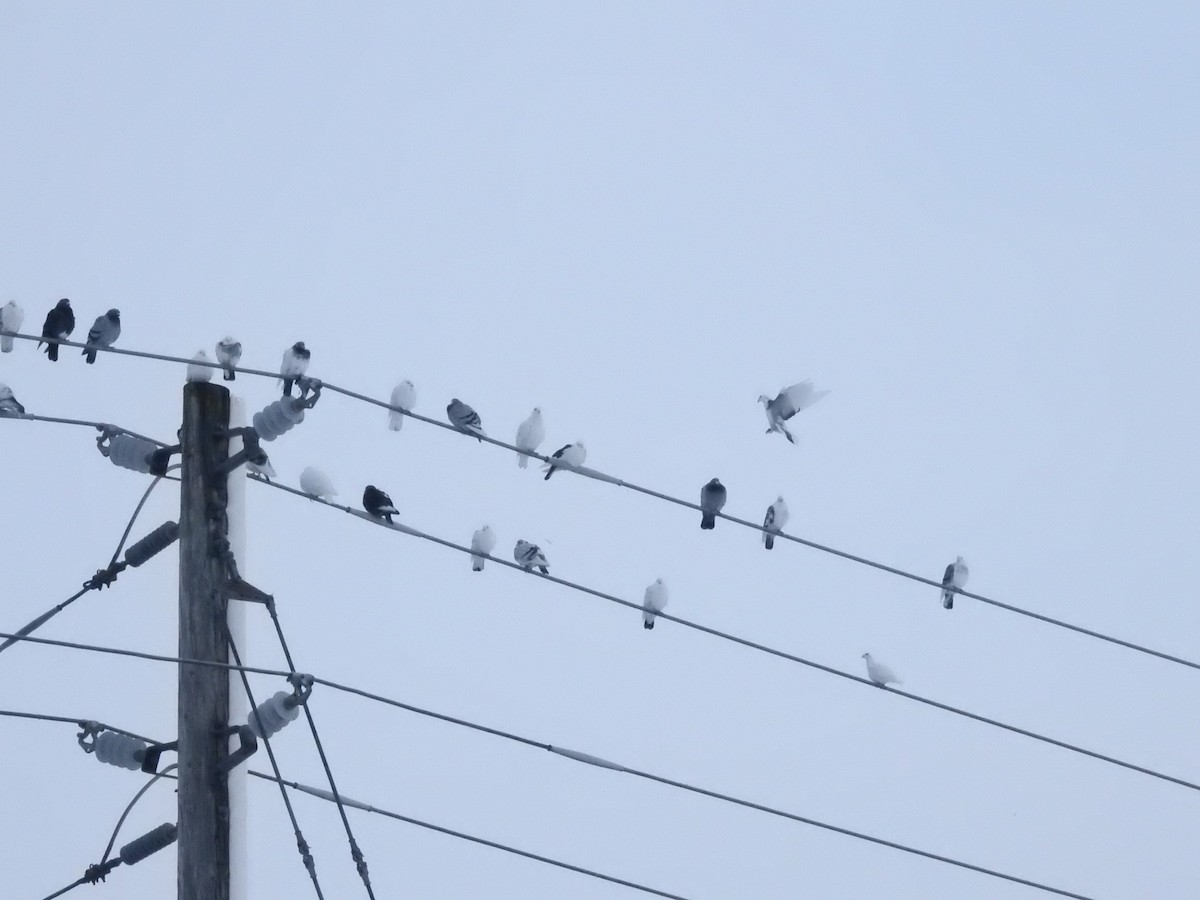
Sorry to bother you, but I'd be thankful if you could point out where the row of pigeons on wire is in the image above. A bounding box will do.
[0,297,969,684]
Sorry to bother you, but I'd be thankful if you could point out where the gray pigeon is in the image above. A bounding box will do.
[83,309,121,364]
[447,398,485,441]
[216,337,242,381]
[941,556,969,609]
[758,380,829,444]
[0,382,25,417]
[700,478,727,530]
[514,539,549,574]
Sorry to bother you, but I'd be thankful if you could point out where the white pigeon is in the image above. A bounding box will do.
[940,556,969,610]
[543,441,586,480]
[388,380,416,431]
[762,496,789,550]
[642,578,668,630]
[0,300,24,352]
[299,466,337,500]
[215,337,242,381]
[186,350,213,383]
[758,380,830,444]
[470,525,497,572]
[0,382,25,417]
[514,539,549,575]
[514,407,545,468]
[862,653,901,688]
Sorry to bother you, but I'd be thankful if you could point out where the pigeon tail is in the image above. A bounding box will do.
[942,591,954,610]
[517,454,528,469]
[223,369,236,381]
[283,378,295,396]
[643,620,655,630]
[701,513,716,530]
[84,349,97,364]
[46,343,59,361]
[384,514,394,525]
[0,336,13,353]
[544,468,556,481]
[765,534,775,550]
[472,558,484,572]
[537,565,549,575]
[782,425,795,444]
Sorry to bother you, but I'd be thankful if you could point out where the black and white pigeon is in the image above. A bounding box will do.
[83,309,121,363]
[470,525,497,571]
[215,337,242,381]
[1,300,24,352]
[758,380,829,444]
[388,380,416,431]
[940,556,969,609]
[543,441,585,480]
[39,298,74,362]
[279,342,310,396]
[762,496,789,550]
[862,653,901,688]
[699,478,727,530]
[0,382,25,417]
[514,407,545,468]
[642,578,668,630]
[514,539,549,574]
[245,451,277,482]
[362,485,398,524]
[446,398,485,440]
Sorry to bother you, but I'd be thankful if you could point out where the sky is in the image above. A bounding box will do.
[2,2,1198,898]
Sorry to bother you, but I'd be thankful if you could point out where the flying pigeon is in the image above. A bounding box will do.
[186,350,213,383]
[215,337,242,381]
[470,525,497,571]
[862,653,901,688]
[643,578,668,630]
[388,380,416,431]
[245,451,276,482]
[0,300,24,352]
[82,309,121,363]
[758,380,830,444]
[700,478,727,530]
[514,539,549,575]
[0,383,25,417]
[940,556,969,609]
[762,496,789,550]
[446,398,485,440]
[362,485,398,524]
[39,298,74,362]
[543,441,585,481]
[299,466,337,500]
[514,408,545,468]
[279,342,310,396]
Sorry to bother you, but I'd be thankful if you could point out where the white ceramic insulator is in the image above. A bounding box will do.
[247,691,299,739]
[94,730,147,770]
[107,434,156,473]
[252,400,305,441]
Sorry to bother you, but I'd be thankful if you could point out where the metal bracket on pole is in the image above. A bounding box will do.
[216,725,258,776]
[148,445,180,476]
[141,739,180,775]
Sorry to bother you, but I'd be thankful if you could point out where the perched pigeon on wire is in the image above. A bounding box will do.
[470,525,497,572]
[514,539,549,575]
[299,466,337,501]
[642,578,668,630]
[279,342,310,397]
[245,452,276,482]
[82,309,121,364]
[862,653,901,688]
[0,383,25,417]
[543,442,585,481]
[362,485,398,524]
[446,398,485,441]
[762,496,789,550]
[186,350,213,383]
[514,407,545,468]
[758,380,830,444]
[700,478,727,530]
[0,300,24,352]
[215,337,242,381]
[388,380,416,431]
[940,556,969,609]
[39,298,74,362]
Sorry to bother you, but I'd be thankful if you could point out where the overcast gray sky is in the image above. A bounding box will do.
[2,3,1198,898]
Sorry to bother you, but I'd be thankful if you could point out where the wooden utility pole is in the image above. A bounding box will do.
[178,382,232,900]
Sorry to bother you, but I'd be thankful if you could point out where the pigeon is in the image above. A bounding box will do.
[642,578,668,630]
[245,451,276,482]
[758,380,830,444]
[215,337,242,381]
[0,300,24,352]
[186,350,213,383]
[470,525,497,571]
[862,652,901,688]
[299,466,337,501]
[762,496,789,550]
[362,485,398,524]
[83,309,121,363]
[39,298,74,361]
[514,539,549,575]
[388,380,416,431]
[0,383,25,417]
[447,398,485,440]
[514,407,545,468]
[543,441,585,480]
[279,342,310,396]
[700,478,727,530]
[940,556,969,609]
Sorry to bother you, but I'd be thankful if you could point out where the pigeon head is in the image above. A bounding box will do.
[223,335,236,344]
[58,298,71,308]
[532,406,541,414]
[957,555,966,564]
[757,394,771,405]
[293,341,306,351]
[107,309,120,321]
[861,652,870,660]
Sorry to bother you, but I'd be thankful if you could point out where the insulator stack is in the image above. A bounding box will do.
[94,730,147,770]
[120,823,178,865]
[107,434,157,473]
[124,521,180,567]
[248,691,300,739]
[253,399,305,441]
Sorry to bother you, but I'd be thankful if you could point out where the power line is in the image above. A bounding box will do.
[8,410,168,448]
